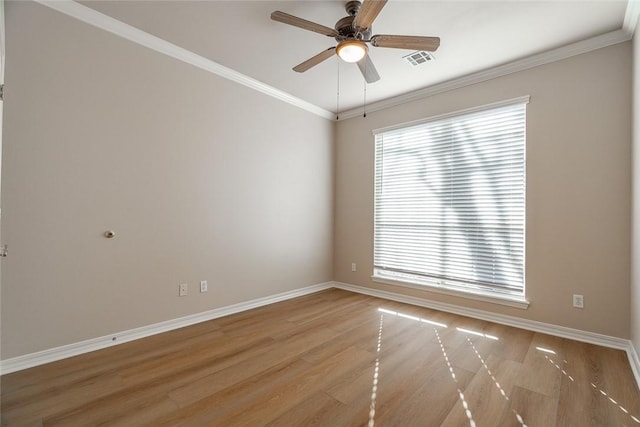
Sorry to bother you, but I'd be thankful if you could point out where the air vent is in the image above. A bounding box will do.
[403,51,435,67]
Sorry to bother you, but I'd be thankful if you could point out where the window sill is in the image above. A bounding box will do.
[371,274,530,310]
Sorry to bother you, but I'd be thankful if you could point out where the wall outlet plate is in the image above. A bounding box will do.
[179,283,188,297]
[200,280,208,293]
[573,294,584,308]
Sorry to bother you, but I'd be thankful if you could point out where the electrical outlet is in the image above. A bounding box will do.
[200,280,208,293]
[573,294,584,308]
[179,283,188,297]
[351,263,357,272]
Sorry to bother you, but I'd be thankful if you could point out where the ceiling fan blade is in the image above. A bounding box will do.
[353,0,388,32]
[271,11,338,37]
[293,47,337,73]
[357,53,380,83]
[370,34,440,51]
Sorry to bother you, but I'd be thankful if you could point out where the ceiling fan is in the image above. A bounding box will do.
[271,0,440,84]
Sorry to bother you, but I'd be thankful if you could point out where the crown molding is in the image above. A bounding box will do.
[34,0,335,121]
[624,0,640,35]
[338,29,631,120]
[33,1,635,124]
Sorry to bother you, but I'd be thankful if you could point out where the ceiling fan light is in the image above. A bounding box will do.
[337,40,367,63]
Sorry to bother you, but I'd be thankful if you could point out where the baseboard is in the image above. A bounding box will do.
[0,281,333,375]
[333,280,640,390]
[627,342,640,391]
[4,279,639,385]
[332,281,631,350]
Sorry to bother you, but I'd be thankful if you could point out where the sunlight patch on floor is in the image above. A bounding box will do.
[456,327,499,340]
[377,308,447,328]
[587,382,640,423]
[466,337,527,426]
[434,328,476,426]
[368,314,385,427]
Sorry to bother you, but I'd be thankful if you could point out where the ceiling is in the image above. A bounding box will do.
[78,0,631,115]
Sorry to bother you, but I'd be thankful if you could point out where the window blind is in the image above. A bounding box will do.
[374,100,526,298]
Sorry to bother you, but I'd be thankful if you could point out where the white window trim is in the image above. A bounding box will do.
[371,273,530,310]
[372,95,531,135]
[373,95,530,309]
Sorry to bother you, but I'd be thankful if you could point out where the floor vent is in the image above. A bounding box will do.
[404,50,435,66]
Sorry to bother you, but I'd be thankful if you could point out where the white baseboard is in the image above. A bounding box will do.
[332,281,630,349]
[4,279,640,390]
[334,280,640,390]
[627,342,640,391]
[333,281,640,389]
[0,282,333,375]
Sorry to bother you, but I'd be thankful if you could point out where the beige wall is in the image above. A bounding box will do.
[1,2,334,359]
[632,20,640,352]
[1,1,635,361]
[335,42,632,338]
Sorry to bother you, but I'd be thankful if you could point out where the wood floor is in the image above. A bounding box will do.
[2,289,640,426]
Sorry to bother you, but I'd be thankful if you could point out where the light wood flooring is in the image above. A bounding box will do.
[2,289,640,426]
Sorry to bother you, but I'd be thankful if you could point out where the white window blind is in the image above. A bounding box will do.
[374,99,527,298]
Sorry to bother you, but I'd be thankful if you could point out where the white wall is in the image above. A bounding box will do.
[1,2,334,359]
[335,42,632,338]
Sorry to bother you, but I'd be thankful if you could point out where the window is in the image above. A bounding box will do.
[373,97,528,304]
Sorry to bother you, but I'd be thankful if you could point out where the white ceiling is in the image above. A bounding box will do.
[79,0,631,114]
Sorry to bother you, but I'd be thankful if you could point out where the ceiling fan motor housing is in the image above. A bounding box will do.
[335,15,372,41]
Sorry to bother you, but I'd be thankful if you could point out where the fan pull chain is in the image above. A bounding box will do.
[363,76,367,118]
[363,56,367,118]
[336,59,340,121]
